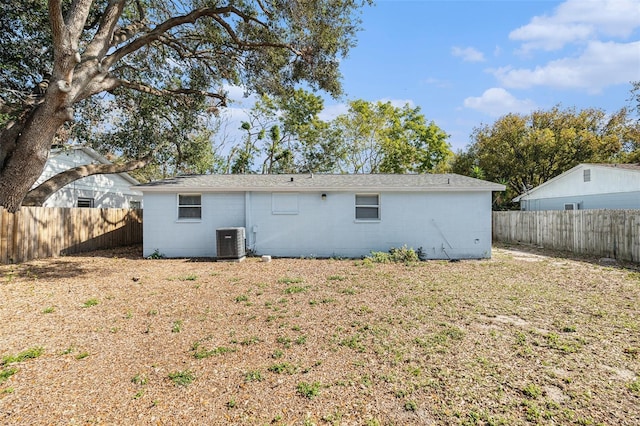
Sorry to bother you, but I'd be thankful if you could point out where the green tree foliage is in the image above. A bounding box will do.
[629,81,640,120]
[451,105,638,209]
[620,81,640,162]
[229,95,451,175]
[267,89,343,173]
[332,100,451,173]
[230,89,343,174]
[229,121,260,174]
[0,0,53,115]
[0,0,370,211]
[79,90,219,179]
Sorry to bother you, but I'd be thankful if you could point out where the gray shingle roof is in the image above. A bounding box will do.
[594,163,640,171]
[135,173,505,192]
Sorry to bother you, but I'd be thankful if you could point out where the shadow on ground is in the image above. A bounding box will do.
[494,241,640,272]
[2,260,90,280]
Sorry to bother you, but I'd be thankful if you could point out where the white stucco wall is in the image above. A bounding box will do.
[142,190,494,259]
[36,149,143,208]
[143,192,245,257]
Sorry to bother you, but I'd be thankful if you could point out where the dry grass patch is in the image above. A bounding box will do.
[0,245,638,425]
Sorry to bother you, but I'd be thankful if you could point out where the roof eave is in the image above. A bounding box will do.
[134,185,506,193]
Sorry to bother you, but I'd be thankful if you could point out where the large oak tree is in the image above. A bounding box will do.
[0,0,369,212]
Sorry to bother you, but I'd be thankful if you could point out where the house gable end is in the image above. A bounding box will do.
[36,146,142,208]
[514,164,640,202]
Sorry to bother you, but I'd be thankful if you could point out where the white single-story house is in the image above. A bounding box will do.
[35,146,143,208]
[135,173,505,260]
[513,163,640,211]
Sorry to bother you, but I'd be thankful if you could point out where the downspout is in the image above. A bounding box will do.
[245,192,255,252]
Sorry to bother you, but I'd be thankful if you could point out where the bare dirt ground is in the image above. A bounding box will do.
[1,244,638,425]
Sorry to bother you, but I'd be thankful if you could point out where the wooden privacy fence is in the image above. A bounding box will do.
[493,210,640,262]
[0,207,143,264]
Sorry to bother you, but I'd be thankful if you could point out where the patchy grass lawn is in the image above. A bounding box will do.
[0,245,638,425]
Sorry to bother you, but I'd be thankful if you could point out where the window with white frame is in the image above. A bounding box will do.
[355,194,380,220]
[178,194,201,219]
[77,197,94,208]
[564,203,577,210]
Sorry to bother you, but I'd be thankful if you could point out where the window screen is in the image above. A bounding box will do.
[178,194,201,219]
[355,194,379,220]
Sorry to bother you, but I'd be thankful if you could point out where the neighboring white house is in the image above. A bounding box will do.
[513,163,640,211]
[135,173,505,259]
[35,146,143,208]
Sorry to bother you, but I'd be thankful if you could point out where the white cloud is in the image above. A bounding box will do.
[319,103,349,121]
[451,46,486,62]
[464,88,536,117]
[223,84,258,108]
[218,105,250,125]
[493,40,640,93]
[510,0,640,52]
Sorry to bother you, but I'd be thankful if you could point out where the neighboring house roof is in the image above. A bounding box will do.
[512,163,640,202]
[43,146,140,186]
[595,163,640,171]
[135,173,506,193]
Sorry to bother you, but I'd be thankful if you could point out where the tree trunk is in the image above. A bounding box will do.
[0,104,67,212]
[22,155,152,206]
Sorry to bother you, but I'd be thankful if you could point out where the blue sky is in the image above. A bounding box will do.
[225,0,640,153]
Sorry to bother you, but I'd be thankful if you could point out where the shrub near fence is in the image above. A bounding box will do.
[0,207,142,264]
[493,210,640,263]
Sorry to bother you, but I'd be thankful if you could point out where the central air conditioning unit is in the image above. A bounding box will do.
[216,227,246,261]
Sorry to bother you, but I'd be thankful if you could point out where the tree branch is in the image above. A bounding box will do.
[255,0,274,19]
[83,0,127,60]
[65,0,94,43]
[48,0,66,53]
[0,120,22,170]
[49,0,92,105]
[103,5,297,69]
[22,153,152,207]
[211,13,304,56]
[135,0,146,21]
[117,79,227,107]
